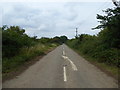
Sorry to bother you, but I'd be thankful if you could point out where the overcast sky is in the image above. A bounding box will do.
[0,0,115,38]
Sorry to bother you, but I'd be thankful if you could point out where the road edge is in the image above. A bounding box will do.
[66,44,119,81]
[2,46,58,83]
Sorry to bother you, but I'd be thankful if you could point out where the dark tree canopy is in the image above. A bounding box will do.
[2,26,36,57]
[93,7,120,49]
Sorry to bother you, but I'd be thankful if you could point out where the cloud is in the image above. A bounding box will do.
[1,2,114,38]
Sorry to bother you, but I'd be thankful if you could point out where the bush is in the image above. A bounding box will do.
[67,34,120,67]
[96,48,120,66]
[2,43,52,73]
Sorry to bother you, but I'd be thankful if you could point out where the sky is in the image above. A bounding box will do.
[0,0,115,38]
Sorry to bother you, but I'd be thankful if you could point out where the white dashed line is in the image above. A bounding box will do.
[63,50,65,56]
[62,46,77,82]
[63,66,67,82]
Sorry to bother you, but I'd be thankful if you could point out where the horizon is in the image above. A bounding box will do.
[0,1,115,39]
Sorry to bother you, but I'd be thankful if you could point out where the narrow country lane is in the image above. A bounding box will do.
[3,44,118,88]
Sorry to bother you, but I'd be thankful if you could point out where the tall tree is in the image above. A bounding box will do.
[93,7,120,49]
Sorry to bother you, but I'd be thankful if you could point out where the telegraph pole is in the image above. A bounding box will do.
[75,28,78,38]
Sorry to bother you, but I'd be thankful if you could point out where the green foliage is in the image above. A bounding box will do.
[67,7,120,67]
[38,37,51,44]
[2,25,68,58]
[93,7,120,49]
[50,36,68,44]
[67,34,120,67]
[59,36,68,43]
[2,25,68,73]
[38,36,68,45]
[2,43,54,73]
[96,48,120,66]
[2,26,36,58]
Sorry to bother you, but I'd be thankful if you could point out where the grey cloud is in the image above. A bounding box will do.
[2,2,114,38]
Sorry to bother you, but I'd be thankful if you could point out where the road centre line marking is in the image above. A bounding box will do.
[63,66,67,82]
[63,50,65,56]
[62,55,78,71]
[67,58,78,71]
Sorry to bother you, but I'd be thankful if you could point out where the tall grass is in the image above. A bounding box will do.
[2,43,57,73]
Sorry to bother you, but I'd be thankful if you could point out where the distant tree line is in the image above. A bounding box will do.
[38,36,68,44]
[1,25,68,58]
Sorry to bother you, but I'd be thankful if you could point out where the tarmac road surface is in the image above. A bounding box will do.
[3,44,118,88]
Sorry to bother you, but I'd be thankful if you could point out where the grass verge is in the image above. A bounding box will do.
[2,43,58,81]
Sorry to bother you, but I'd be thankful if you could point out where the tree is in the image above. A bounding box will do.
[39,37,51,44]
[60,36,68,43]
[93,7,120,49]
[2,26,34,58]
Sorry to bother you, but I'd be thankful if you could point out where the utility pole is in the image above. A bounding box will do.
[75,28,78,38]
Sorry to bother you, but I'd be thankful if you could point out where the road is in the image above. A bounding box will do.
[3,44,118,88]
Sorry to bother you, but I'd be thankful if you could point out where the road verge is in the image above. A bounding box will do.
[2,45,58,82]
